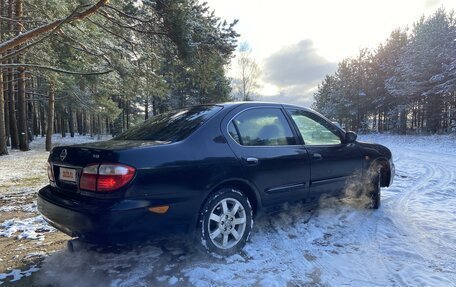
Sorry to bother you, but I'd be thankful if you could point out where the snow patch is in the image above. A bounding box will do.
[0,216,55,240]
[0,265,39,284]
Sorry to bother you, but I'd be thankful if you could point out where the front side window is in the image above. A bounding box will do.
[115,105,222,142]
[287,109,342,145]
[229,108,296,146]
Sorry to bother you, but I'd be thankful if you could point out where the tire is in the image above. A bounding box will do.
[368,171,381,209]
[198,188,253,256]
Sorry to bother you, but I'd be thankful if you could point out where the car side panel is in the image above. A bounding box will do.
[220,104,311,207]
[305,144,363,198]
[282,107,364,199]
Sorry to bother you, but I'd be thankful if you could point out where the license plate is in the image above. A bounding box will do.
[59,167,76,183]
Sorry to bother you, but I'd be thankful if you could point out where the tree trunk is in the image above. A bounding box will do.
[32,101,39,137]
[0,72,7,155]
[82,110,88,135]
[0,0,7,155]
[399,107,407,135]
[27,76,35,140]
[68,107,74,137]
[17,65,28,150]
[126,100,129,129]
[60,111,66,137]
[90,114,94,137]
[40,103,45,137]
[7,0,18,149]
[3,82,9,146]
[97,114,101,135]
[16,0,28,150]
[7,66,19,149]
[45,83,54,151]
[77,110,82,135]
[145,96,149,120]
[152,96,157,116]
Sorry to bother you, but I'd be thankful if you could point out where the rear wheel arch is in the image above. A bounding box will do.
[203,179,261,218]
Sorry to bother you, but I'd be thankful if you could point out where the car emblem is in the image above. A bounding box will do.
[60,149,68,161]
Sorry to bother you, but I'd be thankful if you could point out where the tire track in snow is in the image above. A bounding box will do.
[374,147,456,286]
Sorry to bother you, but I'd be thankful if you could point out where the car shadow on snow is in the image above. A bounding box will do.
[35,236,208,287]
[33,196,377,287]
[34,172,380,287]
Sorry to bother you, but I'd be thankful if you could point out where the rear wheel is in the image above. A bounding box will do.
[199,188,253,256]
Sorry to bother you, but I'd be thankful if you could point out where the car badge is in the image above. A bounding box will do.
[60,149,68,161]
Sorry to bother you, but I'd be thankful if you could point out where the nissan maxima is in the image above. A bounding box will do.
[38,102,394,255]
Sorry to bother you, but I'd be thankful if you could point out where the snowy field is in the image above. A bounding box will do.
[0,134,455,286]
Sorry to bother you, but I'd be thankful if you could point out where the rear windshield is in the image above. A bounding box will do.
[114,105,222,142]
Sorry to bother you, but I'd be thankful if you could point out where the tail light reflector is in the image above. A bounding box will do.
[47,162,55,182]
[79,164,98,191]
[79,164,135,192]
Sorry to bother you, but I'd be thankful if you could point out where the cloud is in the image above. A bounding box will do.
[262,39,336,107]
[424,0,440,8]
[257,92,315,108]
[264,39,336,88]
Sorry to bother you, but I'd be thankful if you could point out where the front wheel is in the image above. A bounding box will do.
[199,188,253,256]
[368,171,381,209]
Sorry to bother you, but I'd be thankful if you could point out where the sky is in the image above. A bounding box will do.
[204,0,456,107]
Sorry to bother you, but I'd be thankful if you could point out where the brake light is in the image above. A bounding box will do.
[79,164,135,192]
[97,164,135,192]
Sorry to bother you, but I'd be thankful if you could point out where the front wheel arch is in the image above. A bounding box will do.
[369,158,390,187]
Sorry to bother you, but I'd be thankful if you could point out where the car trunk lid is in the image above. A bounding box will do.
[49,140,169,196]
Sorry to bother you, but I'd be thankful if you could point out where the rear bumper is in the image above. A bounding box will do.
[37,185,195,243]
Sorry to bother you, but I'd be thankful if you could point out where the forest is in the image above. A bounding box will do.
[313,9,456,135]
[0,0,238,156]
[1,2,455,158]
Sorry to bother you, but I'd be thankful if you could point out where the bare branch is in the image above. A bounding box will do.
[96,10,167,36]
[0,15,46,24]
[56,32,112,66]
[104,4,153,23]
[0,6,90,62]
[0,0,109,54]
[85,17,138,47]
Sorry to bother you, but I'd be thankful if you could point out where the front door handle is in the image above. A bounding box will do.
[312,153,323,160]
[243,157,259,166]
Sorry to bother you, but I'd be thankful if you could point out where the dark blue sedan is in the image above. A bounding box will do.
[38,102,394,255]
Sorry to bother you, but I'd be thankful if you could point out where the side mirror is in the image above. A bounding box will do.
[345,131,357,143]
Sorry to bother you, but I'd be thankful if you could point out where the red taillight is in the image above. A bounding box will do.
[79,164,135,192]
[97,164,135,192]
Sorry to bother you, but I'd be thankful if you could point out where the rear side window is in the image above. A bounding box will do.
[229,108,296,146]
[115,106,222,142]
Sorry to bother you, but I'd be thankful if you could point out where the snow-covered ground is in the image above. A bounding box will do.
[1,134,455,286]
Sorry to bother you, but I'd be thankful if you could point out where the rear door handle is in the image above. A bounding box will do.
[243,157,259,166]
[312,153,323,160]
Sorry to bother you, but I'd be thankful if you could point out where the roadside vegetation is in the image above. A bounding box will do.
[0,0,239,156]
[313,9,456,134]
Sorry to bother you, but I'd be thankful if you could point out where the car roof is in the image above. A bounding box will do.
[214,101,313,111]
